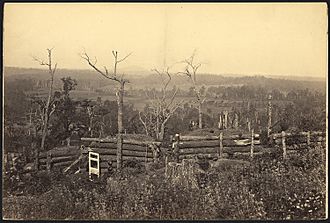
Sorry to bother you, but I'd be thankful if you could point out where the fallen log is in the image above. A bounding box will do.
[64,154,86,173]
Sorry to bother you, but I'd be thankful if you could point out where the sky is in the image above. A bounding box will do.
[3,3,328,77]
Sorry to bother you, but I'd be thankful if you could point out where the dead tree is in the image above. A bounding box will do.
[267,94,272,138]
[140,67,183,141]
[81,50,131,169]
[179,52,205,129]
[32,48,57,170]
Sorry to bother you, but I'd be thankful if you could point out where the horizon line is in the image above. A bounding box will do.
[3,66,327,80]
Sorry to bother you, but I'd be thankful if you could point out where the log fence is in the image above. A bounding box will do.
[171,130,325,161]
[173,131,260,161]
[272,131,325,159]
[36,131,325,174]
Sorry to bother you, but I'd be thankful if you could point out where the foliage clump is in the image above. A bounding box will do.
[3,144,326,220]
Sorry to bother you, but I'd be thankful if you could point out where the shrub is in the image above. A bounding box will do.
[2,144,326,220]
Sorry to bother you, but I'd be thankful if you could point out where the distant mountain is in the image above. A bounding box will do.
[3,67,326,93]
[119,65,153,75]
[3,66,151,81]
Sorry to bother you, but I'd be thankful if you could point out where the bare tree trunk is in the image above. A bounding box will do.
[218,114,222,129]
[116,82,125,169]
[138,112,149,136]
[198,102,202,129]
[40,84,52,151]
[234,113,239,129]
[267,95,272,138]
[224,110,228,129]
[156,109,160,140]
[34,49,56,170]
[159,122,166,141]
[81,50,131,171]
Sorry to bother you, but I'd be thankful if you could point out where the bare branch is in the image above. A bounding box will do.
[52,63,57,75]
[32,56,49,66]
[165,87,179,111]
[80,51,121,83]
[139,111,149,136]
[104,66,109,76]
[117,52,132,63]
[112,50,117,58]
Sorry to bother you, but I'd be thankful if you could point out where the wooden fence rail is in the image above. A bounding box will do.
[79,138,161,174]
[273,131,326,159]
[173,130,325,161]
[173,130,259,160]
[38,130,325,173]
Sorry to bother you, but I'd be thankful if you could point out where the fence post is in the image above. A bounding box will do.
[151,144,159,163]
[307,131,311,148]
[173,134,180,162]
[234,113,239,129]
[218,114,223,129]
[218,132,223,158]
[46,151,52,172]
[250,129,254,158]
[165,155,168,178]
[282,131,287,159]
[35,151,40,171]
[117,134,123,169]
[224,111,228,129]
[145,145,148,164]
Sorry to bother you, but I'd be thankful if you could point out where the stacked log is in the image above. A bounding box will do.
[79,138,161,174]
[273,131,325,147]
[38,146,81,171]
[177,133,262,160]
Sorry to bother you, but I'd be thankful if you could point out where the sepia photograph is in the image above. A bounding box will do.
[2,2,328,220]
